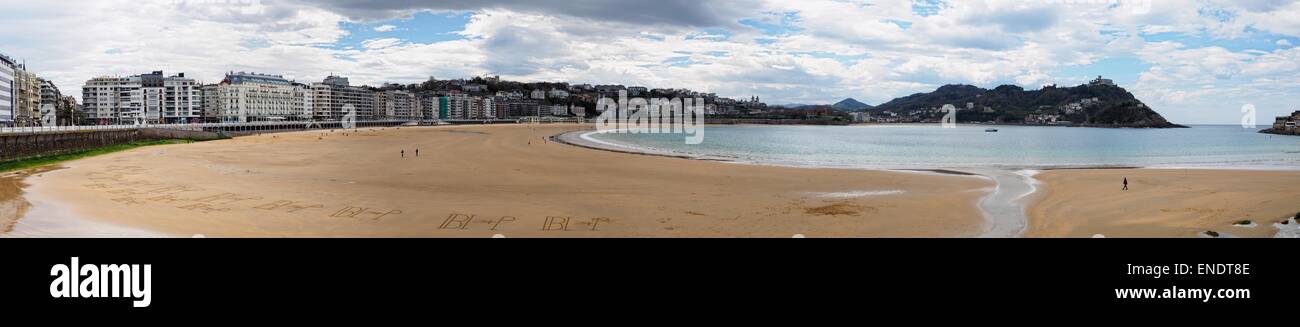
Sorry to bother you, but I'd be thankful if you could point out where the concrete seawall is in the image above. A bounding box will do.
[139,128,229,141]
[0,130,144,163]
[0,128,228,163]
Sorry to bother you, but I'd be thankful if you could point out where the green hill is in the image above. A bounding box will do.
[872,83,1185,128]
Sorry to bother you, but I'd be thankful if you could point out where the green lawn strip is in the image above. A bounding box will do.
[0,139,195,173]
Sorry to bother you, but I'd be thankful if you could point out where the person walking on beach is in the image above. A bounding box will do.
[1122,177,1129,191]
[401,150,405,158]
[415,149,419,157]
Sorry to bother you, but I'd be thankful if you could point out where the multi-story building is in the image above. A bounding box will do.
[0,53,15,126]
[548,89,570,98]
[444,94,472,119]
[38,78,61,125]
[502,99,542,118]
[82,71,202,124]
[311,76,375,121]
[437,94,496,120]
[496,90,524,99]
[58,95,82,126]
[14,67,41,126]
[375,90,417,120]
[213,72,307,122]
[415,92,438,120]
[492,97,510,119]
[550,105,569,116]
[200,84,221,122]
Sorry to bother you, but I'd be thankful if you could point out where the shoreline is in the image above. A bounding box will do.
[1,166,171,238]
[0,124,1295,238]
[561,129,1300,238]
[557,130,1039,237]
[4,124,994,237]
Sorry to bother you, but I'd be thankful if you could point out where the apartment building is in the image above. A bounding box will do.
[38,78,61,125]
[375,90,417,120]
[213,72,307,122]
[0,53,15,126]
[82,71,202,124]
[311,76,375,121]
[14,67,40,126]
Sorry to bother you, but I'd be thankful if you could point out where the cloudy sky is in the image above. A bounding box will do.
[2,0,1299,124]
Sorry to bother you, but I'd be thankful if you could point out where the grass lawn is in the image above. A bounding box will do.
[0,139,194,173]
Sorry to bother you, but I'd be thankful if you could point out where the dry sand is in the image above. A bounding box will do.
[3,124,994,237]
[1026,169,1300,238]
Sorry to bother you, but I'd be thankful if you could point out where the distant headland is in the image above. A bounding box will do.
[864,77,1185,128]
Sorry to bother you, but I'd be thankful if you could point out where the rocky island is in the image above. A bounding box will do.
[1261,110,1300,136]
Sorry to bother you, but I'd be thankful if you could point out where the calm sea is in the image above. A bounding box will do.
[587,125,1300,169]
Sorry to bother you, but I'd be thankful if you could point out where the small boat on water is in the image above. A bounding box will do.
[985,128,999,132]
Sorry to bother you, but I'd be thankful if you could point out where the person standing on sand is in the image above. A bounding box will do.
[415,149,419,157]
[1123,177,1129,191]
[401,150,405,158]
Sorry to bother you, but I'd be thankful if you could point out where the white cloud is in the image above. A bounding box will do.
[2,0,1300,123]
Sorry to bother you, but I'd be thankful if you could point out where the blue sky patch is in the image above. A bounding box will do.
[1053,56,1152,87]
[739,11,802,36]
[330,11,472,50]
[912,0,948,17]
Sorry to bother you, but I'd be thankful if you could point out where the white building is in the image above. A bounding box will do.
[441,94,495,119]
[1090,76,1116,86]
[81,71,202,125]
[0,54,16,126]
[550,105,568,116]
[548,89,569,98]
[444,94,471,119]
[531,89,546,100]
[496,90,524,99]
[213,72,307,122]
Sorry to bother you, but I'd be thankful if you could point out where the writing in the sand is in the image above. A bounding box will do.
[438,213,611,232]
[82,165,400,221]
[80,166,613,232]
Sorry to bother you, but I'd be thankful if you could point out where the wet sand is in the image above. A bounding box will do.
[1,124,994,237]
[1026,168,1300,238]
[4,123,1296,238]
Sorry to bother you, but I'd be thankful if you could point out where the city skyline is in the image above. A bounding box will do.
[2,0,1300,124]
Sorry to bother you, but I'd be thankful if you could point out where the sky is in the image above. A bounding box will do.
[2,0,1299,124]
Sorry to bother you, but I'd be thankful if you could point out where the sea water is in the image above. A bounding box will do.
[589,125,1300,169]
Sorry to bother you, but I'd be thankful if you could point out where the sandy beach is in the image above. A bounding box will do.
[1,123,1297,238]
[1,124,994,237]
[1026,169,1300,238]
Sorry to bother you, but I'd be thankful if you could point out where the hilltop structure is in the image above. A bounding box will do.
[1262,110,1300,136]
